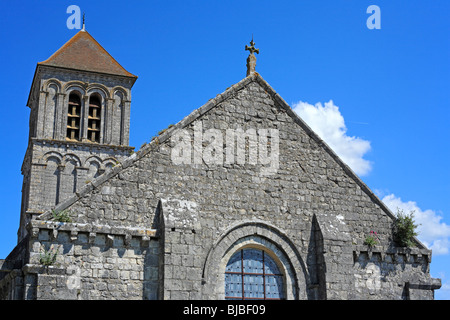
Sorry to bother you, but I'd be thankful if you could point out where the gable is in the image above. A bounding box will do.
[38,72,426,250]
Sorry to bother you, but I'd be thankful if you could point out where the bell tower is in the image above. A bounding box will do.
[19,28,137,241]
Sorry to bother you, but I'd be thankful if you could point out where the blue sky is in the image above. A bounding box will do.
[0,0,449,299]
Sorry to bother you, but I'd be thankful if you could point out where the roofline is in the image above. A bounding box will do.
[26,65,39,108]
[26,64,138,107]
[37,62,138,80]
[35,72,429,252]
[38,29,137,79]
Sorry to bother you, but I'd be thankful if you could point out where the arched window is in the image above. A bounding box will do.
[87,94,101,143]
[66,93,81,141]
[225,248,285,300]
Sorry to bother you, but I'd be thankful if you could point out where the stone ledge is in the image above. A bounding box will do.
[22,264,66,275]
[31,137,135,152]
[27,220,157,242]
[407,278,442,290]
[353,244,431,255]
[353,244,432,263]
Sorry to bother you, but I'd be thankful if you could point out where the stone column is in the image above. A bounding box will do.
[122,99,131,146]
[81,95,89,142]
[99,97,106,144]
[36,91,49,138]
[105,97,115,144]
[55,92,66,140]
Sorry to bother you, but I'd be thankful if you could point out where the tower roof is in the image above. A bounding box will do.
[38,29,137,78]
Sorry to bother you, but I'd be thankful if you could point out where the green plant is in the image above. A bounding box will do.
[112,159,120,167]
[364,230,380,247]
[393,209,419,247]
[40,247,58,266]
[51,209,72,223]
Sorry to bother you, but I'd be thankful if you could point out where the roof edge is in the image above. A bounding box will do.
[36,74,258,220]
[36,62,138,79]
[35,72,430,252]
[252,74,428,250]
[38,29,137,79]
[26,63,138,107]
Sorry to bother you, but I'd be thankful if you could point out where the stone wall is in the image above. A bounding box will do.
[17,65,135,243]
[22,220,159,300]
[25,139,132,211]
[18,139,133,243]
[9,73,439,299]
[28,66,134,146]
[352,245,439,299]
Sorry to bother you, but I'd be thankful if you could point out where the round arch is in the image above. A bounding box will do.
[112,86,128,100]
[61,153,81,167]
[222,237,292,300]
[42,78,62,92]
[201,220,310,300]
[63,81,86,96]
[40,151,63,165]
[103,157,118,169]
[87,83,110,100]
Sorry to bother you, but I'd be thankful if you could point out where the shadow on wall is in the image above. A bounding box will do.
[307,214,327,300]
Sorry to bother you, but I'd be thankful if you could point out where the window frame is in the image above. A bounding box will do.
[87,93,102,143]
[66,92,82,141]
[225,247,285,300]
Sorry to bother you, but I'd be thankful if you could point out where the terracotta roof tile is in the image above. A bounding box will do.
[38,30,137,78]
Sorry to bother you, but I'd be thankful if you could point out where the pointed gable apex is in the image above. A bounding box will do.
[38,72,427,250]
[38,29,137,79]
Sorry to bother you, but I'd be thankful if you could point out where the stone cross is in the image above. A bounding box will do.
[245,37,260,55]
[245,37,259,76]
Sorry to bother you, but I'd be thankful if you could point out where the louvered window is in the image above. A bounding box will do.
[66,93,81,141]
[225,248,285,300]
[87,95,101,143]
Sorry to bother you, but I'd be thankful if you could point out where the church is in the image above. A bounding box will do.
[0,25,441,300]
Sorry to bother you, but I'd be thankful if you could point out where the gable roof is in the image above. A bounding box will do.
[38,72,427,250]
[38,29,137,78]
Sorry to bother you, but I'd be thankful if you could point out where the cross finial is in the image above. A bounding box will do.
[245,35,259,55]
[245,35,259,76]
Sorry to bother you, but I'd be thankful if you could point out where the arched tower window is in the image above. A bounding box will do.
[88,94,101,143]
[225,248,285,300]
[66,93,81,141]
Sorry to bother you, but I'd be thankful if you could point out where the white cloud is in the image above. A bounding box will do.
[440,280,450,293]
[382,194,450,255]
[292,100,372,176]
[292,99,450,256]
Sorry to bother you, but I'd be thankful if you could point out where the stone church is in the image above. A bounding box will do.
[0,26,441,300]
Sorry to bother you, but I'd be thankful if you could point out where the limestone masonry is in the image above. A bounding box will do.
[0,28,441,300]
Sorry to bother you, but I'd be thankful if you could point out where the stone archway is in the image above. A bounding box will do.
[201,220,311,300]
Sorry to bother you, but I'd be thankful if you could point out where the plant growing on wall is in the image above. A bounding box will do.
[39,247,58,266]
[51,209,72,223]
[393,209,419,247]
[364,230,380,247]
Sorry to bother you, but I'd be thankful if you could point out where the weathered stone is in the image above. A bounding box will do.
[0,30,440,301]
